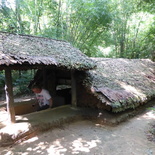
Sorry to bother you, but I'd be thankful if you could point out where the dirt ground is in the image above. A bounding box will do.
[0,109,155,155]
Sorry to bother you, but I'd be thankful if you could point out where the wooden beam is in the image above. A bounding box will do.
[48,70,56,96]
[43,69,47,89]
[71,71,77,107]
[5,68,15,123]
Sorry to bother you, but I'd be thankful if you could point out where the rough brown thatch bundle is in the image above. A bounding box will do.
[80,58,155,112]
[0,32,95,70]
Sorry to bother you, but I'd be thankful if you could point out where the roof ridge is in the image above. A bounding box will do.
[0,31,68,43]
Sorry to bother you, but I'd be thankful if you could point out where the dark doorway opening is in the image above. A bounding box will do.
[28,68,72,108]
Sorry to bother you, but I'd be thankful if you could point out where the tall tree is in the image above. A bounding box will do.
[101,0,154,58]
[63,0,112,56]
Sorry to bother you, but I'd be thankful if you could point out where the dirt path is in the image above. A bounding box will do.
[0,109,155,155]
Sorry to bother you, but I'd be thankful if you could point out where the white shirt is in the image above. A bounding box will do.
[36,89,51,107]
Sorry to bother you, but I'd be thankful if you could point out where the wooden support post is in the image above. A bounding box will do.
[71,71,77,107]
[5,68,15,123]
[49,70,56,96]
[43,69,47,89]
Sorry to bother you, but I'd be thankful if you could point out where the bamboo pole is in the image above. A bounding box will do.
[5,68,15,123]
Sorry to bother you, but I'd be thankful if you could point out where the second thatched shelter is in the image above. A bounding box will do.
[76,58,155,112]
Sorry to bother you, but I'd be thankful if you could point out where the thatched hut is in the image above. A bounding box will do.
[0,32,95,70]
[76,58,155,112]
[1,31,155,123]
[0,32,96,123]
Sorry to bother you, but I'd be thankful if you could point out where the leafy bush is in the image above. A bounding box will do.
[13,71,34,96]
[0,71,5,88]
[0,70,35,98]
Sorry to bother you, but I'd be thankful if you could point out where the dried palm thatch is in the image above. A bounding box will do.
[80,58,155,112]
[0,32,95,70]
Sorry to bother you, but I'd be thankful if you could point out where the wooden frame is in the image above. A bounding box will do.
[71,71,77,107]
[5,68,15,123]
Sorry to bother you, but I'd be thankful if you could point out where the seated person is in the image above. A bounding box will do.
[31,85,53,111]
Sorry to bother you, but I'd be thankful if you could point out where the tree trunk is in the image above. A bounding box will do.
[120,40,125,58]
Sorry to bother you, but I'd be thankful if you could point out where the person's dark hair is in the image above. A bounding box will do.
[31,84,42,90]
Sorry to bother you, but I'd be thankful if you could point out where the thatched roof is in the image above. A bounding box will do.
[0,32,95,70]
[81,58,155,112]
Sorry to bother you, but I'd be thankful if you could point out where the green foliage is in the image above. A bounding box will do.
[12,71,33,96]
[0,70,34,97]
[67,0,112,56]
[0,71,5,88]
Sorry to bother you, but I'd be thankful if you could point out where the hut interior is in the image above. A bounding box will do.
[28,68,72,108]
[0,67,73,116]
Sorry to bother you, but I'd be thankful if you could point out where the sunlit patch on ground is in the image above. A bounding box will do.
[23,137,39,143]
[0,108,8,128]
[70,138,100,154]
[47,140,68,155]
[142,110,155,120]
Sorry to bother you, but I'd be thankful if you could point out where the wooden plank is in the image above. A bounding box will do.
[43,69,47,89]
[5,68,15,123]
[71,71,77,107]
[47,70,56,96]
